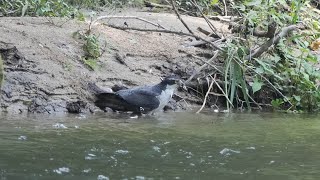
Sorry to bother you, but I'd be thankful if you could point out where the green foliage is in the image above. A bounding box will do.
[0,0,142,20]
[252,78,264,94]
[271,99,284,110]
[175,0,223,15]
[226,0,320,112]
[0,0,77,17]
[223,41,251,110]
[67,0,143,9]
[73,30,102,71]
[83,34,101,59]
[82,57,98,70]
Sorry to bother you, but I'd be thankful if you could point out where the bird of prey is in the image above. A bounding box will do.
[92,75,181,114]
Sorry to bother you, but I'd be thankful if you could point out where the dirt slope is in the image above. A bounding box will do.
[0,10,227,114]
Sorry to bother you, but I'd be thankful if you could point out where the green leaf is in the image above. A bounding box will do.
[210,0,219,6]
[245,0,262,7]
[255,67,264,74]
[21,1,28,17]
[252,78,264,94]
[271,99,284,109]
[306,54,318,63]
[293,95,301,102]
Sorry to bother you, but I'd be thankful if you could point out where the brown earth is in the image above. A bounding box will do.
[0,9,228,114]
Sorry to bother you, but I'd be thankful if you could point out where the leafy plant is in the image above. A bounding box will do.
[82,57,98,70]
[226,0,320,112]
[0,0,76,17]
[73,30,102,71]
[83,34,101,59]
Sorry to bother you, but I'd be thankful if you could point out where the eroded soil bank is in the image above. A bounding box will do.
[0,10,228,114]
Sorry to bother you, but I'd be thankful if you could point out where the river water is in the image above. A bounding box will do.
[0,112,319,180]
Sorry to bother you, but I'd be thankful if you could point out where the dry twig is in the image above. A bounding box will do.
[107,24,224,51]
[190,0,220,38]
[196,75,216,113]
[186,37,225,47]
[89,15,167,31]
[185,51,219,84]
[222,0,228,16]
[169,0,194,34]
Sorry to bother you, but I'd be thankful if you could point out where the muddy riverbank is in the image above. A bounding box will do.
[0,10,228,114]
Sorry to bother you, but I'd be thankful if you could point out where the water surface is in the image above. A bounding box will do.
[0,112,319,180]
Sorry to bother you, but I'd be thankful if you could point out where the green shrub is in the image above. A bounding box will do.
[223,0,320,111]
[0,0,76,17]
[83,34,101,59]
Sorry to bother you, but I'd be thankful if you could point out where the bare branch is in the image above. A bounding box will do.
[185,51,219,84]
[208,15,241,22]
[90,15,167,30]
[169,0,194,35]
[222,0,228,16]
[196,75,216,113]
[107,24,224,51]
[190,0,221,38]
[186,36,225,47]
[248,25,297,59]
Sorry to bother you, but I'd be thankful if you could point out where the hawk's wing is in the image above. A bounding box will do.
[95,86,160,113]
[117,87,160,112]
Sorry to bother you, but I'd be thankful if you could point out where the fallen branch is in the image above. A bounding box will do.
[89,15,167,30]
[196,75,216,113]
[186,37,225,47]
[208,15,241,22]
[169,0,194,35]
[248,25,297,59]
[107,24,224,51]
[197,27,211,36]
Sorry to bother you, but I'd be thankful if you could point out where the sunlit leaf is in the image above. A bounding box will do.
[305,54,318,63]
[293,95,301,102]
[210,0,219,6]
[21,1,28,17]
[252,78,264,94]
[255,67,264,74]
[245,0,262,7]
[271,99,284,109]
